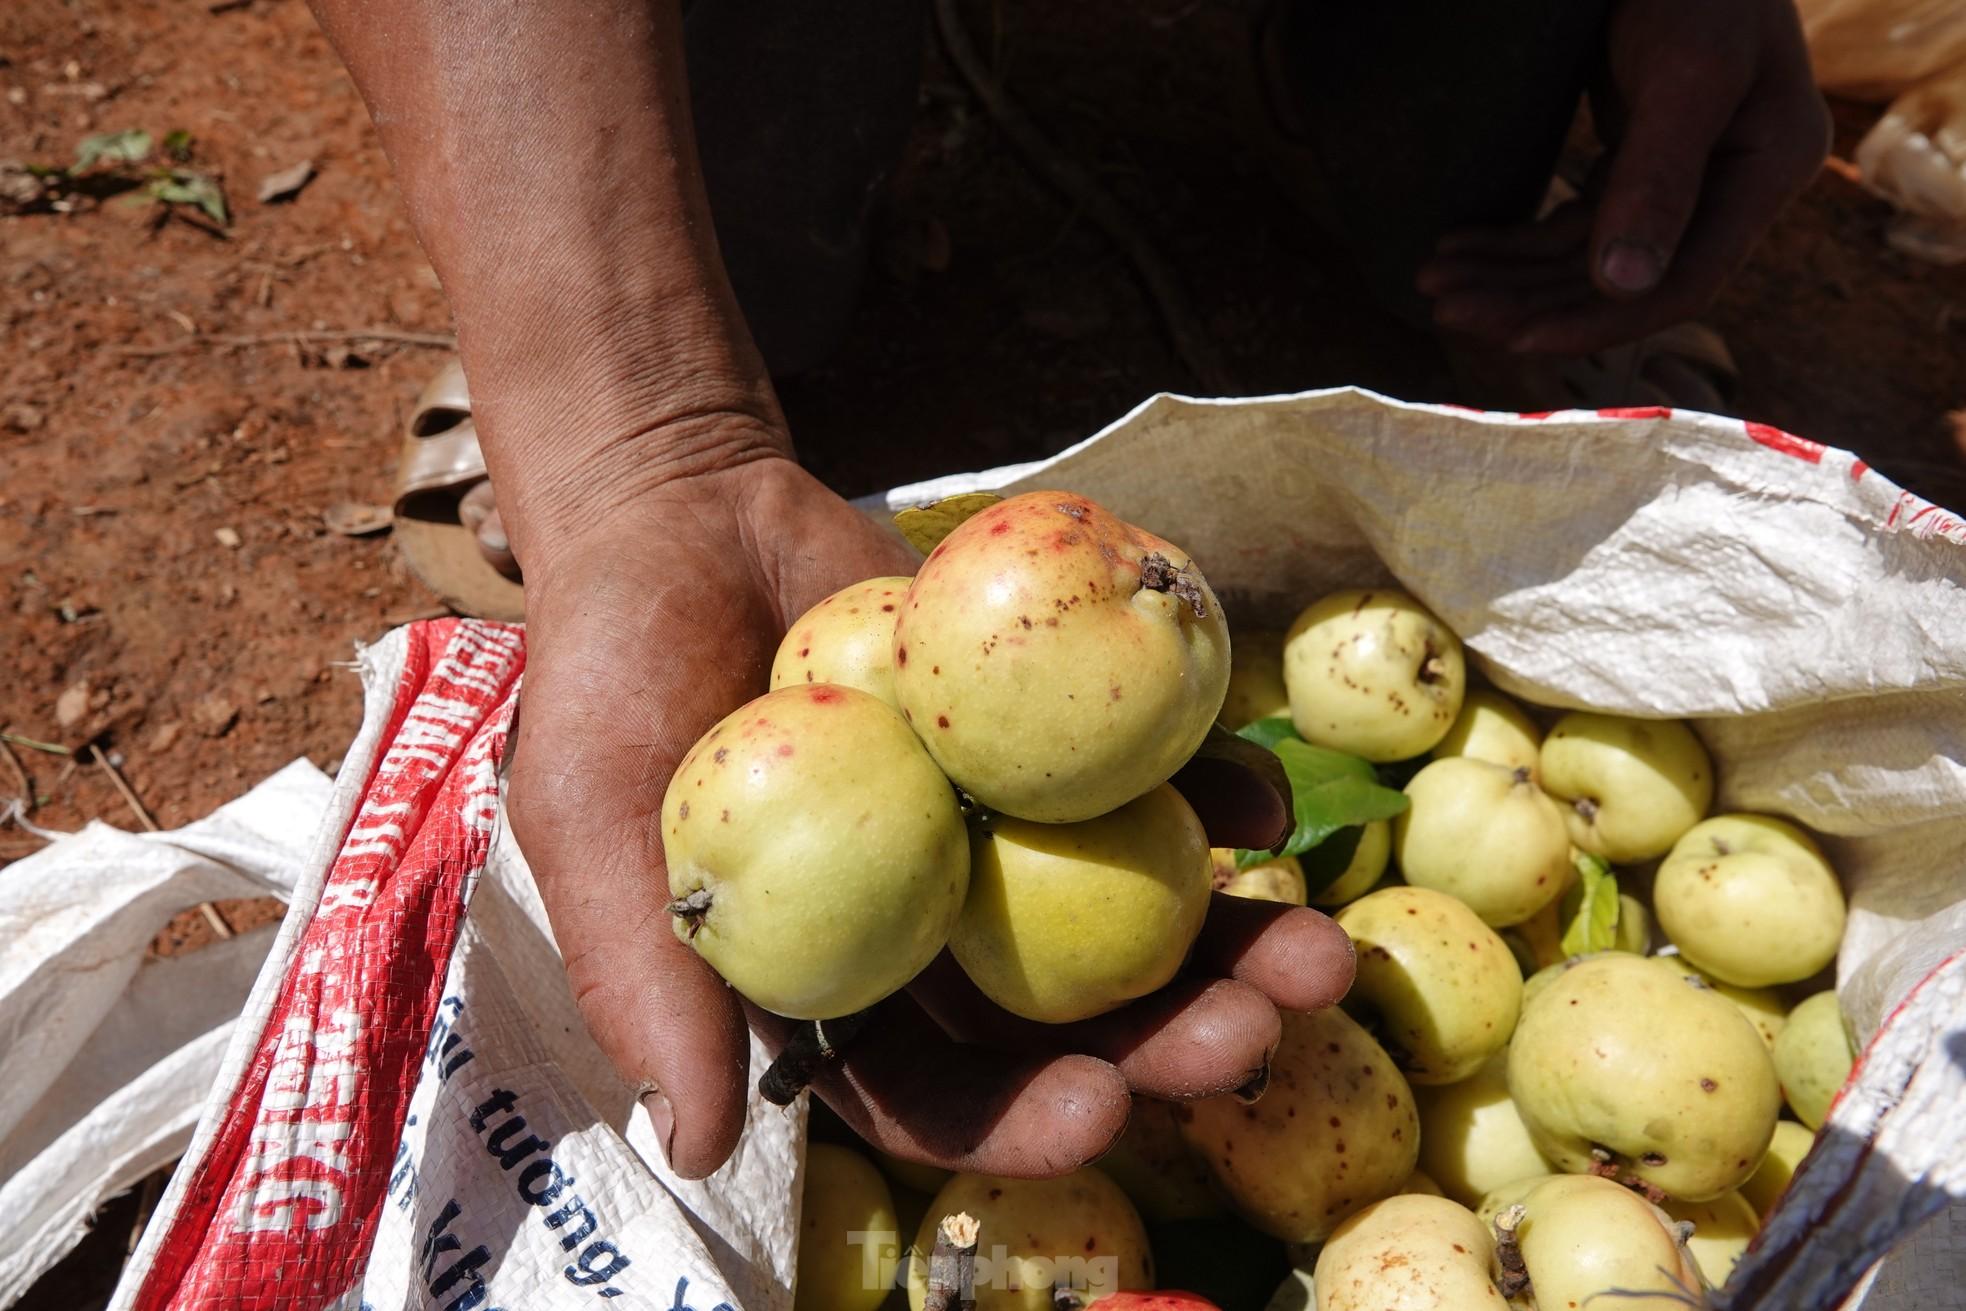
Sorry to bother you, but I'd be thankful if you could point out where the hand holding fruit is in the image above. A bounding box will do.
[580,482,1352,1179]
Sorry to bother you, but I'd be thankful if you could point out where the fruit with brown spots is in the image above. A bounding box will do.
[1210,847,1307,905]
[1281,589,1466,762]
[1772,991,1856,1129]
[1177,1006,1420,1243]
[662,685,970,1019]
[1415,1054,1555,1208]
[905,1169,1152,1311]
[1537,712,1714,863]
[1310,1193,1501,1311]
[1335,886,1523,1084]
[892,491,1230,823]
[1432,687,1543,779]
[1654,814,1846,988]
[1497,1174,1703,1310]
[1392,758,1572,928]
[1096,1097,1226,1223]
[1649,956,1788,1049]
[1506,952,1781,1201]
[770,576,915,708]
[951,785,1211,1022]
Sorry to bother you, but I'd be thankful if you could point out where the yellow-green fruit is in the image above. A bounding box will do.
[1393,758,1572,928]
[1475,1174,1551,1230]
[1650,957,1787,1049]
[953,785,1211,1023]
[1538,712,1714,863]
[1433,688,1542,778]
[906,1170,1152,1311]
[1282,589,1466,762]
[1223,632,1291,728]
[1336,887,1523,1084]
[664,685,970,1019]
[1615,893,1653,955]
[1313,1194,1500,1311]
[771,577,914,708]
[1095,1097,1225,1223]
[1741,1120,1817,1217]
[1663,1190,1760,1287]
[1401,1169,1446,1198]
[1416,1054,1554,1209]
[1211,848,1308,905]
[797,1144,900,1311]
[1178,1007,1420,1243]
[1501,900,1564,976]
[1655,814,1846,988]
[1773,991,1856,1129]
[1507,953,1780,1201]
[893,491,1230,823]
[1503,1175,1702,1309]
[1306,821,1392,909]
[876,1149,953,1198]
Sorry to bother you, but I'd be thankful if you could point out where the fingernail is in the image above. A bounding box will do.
[1233,1054,1273,1104]
[1600,239,1664,294]
[640,1089,676,1162]
[479,523,508,553]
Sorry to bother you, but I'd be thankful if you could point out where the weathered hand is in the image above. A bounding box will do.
[1419,0,1830,354]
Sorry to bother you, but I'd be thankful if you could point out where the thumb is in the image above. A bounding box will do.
[1591,62,1746,299]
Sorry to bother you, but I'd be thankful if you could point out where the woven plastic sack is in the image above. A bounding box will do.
[105,389,1964,1311]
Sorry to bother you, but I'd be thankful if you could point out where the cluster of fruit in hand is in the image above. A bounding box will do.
[661,490,1233,1034]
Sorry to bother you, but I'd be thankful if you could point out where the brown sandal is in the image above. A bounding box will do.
[393,359,527,622]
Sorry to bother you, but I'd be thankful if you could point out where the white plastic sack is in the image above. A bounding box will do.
[0,759,332,1303]
[100,389,1965,1311]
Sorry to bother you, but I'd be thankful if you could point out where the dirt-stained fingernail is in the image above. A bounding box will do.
[1233,1054,1273,1104]
[640,1089,676,1162]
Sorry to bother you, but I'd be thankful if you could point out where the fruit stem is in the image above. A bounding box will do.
[925,1211,980,1311]
[666,888,714,938]
[1492,1204,1531,1300]
[1137,552,1209,619]
[758,1008,873,1106]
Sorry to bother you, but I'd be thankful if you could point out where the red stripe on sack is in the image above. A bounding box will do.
[1744,421,1825,464]
[1595,406,1671,420]
[1850,459,1869,481]
[135,619,525,1311]
[1516,410,1556,421]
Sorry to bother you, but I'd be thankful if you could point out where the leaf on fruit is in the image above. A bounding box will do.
[1268,738,1408,859]
[1282,820,1365,890]
[1233,715,1299,753]
[1173,723,1293,852]
[893,491,1002,556]
[1559,853,1619,958]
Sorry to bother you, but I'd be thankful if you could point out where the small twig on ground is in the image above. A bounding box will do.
[923,1212,980,1311]
[1,730,72,755]
[114,327,457,357]
[931,0,1234,394]
[758,1009,873,1105]
[0,737,34,814]
[89,744,159,832]
[198,902,236,939]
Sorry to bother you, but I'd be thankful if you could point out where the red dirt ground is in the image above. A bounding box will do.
[4,0,1965,1303]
